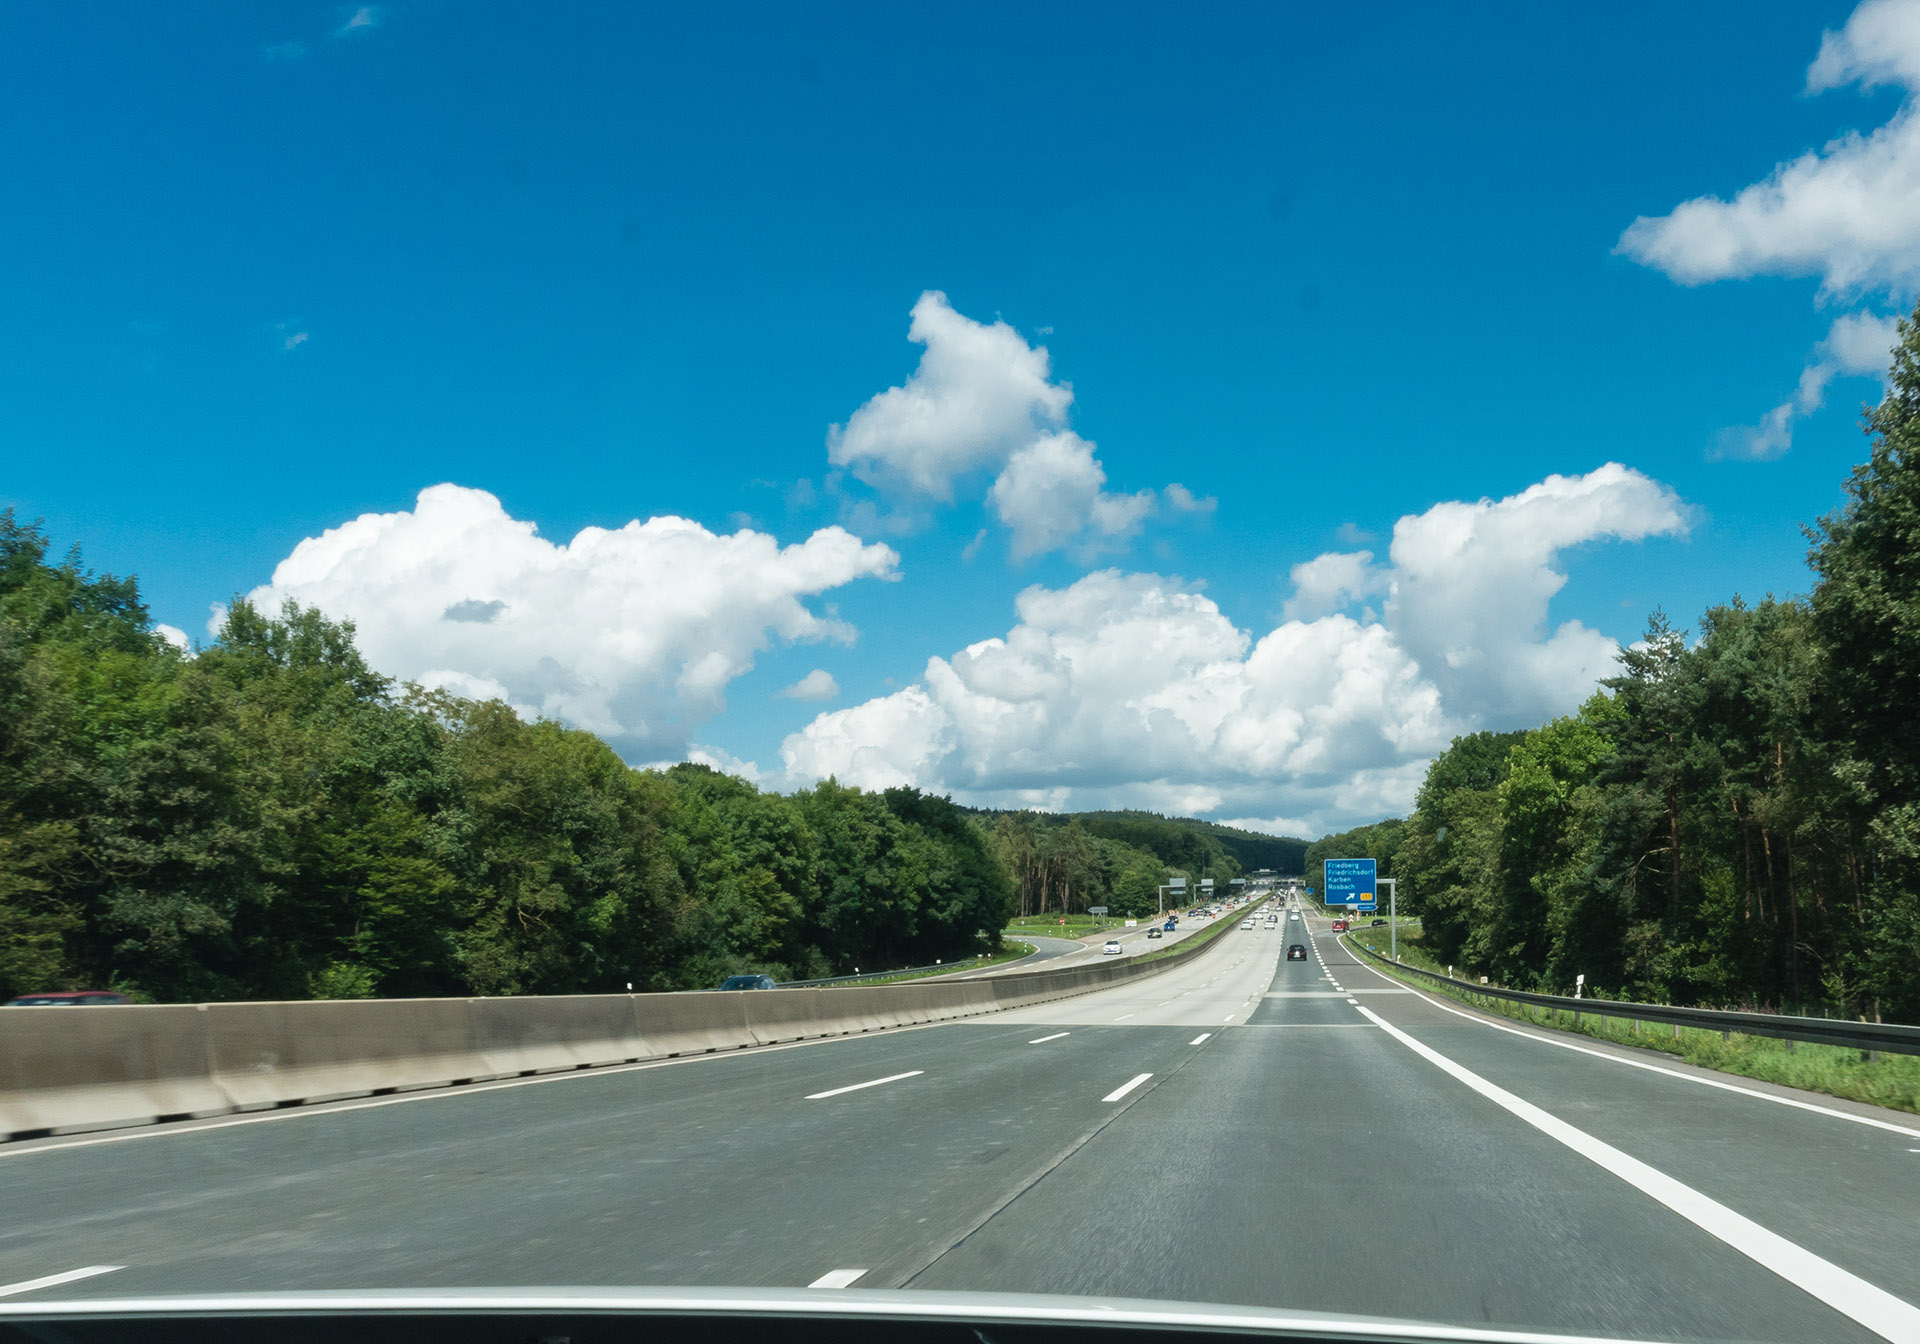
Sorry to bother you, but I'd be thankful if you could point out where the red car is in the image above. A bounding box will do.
[1330,919,1349,933]
[5,990,130,1006]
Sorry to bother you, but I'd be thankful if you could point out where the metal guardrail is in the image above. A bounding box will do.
[779,957,989,988]
[1342,934,1920,1058]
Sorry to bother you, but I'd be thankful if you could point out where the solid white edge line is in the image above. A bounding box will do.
[807,1268,867,1289]
[804,1070,923,1100]
[0,1266,123,1299]
[1352,1004,1920,1343]
[1340,939,1920,1140]
[1102,1072,1153,1103]
[1190,1033,1213,1045]
[1027,1032,1070,1045]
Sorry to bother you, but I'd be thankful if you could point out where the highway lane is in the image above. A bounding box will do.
[916,914,1913,1341]
[3,906,1918,1342]
[1319,926,1920,1325]
[0,923,1270,1301]
[976,905,1249,977]
[991,919,1284,1028]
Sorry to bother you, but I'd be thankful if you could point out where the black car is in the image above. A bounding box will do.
[715,974,777,990]
[1286,944,1308,961]
[1370,918,1389,926]
[1145,928,1163,939]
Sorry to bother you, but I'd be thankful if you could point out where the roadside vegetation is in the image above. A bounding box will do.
[1006,913,1120,940]
[1309,304,1920,1028]
[0,516,1302,1004]
[1345,927,1920,1116]
[823,939,1037,987]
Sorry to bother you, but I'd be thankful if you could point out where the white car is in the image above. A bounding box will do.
[1239,919,1253,929]
[1102,940,1123,955]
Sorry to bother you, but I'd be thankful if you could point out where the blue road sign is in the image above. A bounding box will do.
[1322,858,1378,912]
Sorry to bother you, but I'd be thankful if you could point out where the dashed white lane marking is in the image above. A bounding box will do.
[1339,939,1920,1141]
[1190,1033,1213,1045]
[1222,1013,1236,1023]
[805,1070,923,1100]
[0,1266,122,1299]
[1354,1004,1920,1343]
[1114,1014,1134,1022]
[1102,1073,1153,1103]
[808,1268,868,1289]
[1027,1032,1070,1044]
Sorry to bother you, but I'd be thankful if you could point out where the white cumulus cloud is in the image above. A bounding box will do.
[778,669,840,701]
[1618,1,1920,458]
[781,465,1688,833]
[827,291,1206,559]
[829,292,1071,500]
[229,484,898,758]
[1618,0,1920,297]
[988,432,1159,561]
[1282,550,1386,621]
[1380,464,1689,725]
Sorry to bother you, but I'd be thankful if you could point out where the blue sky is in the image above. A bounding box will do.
[4,1,1912,834]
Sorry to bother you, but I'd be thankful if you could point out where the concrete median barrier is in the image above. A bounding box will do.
[742,988,846,1045]
[206,998,496,1109]
[632,990,754,1058]
[823,985,914,1033]
[472,994,648,1075]
[3,911,1257,1141]
[0,1005,228,1137]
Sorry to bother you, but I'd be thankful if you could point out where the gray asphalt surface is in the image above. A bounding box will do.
[2,893,1916,1343]
[976,907,1239,977]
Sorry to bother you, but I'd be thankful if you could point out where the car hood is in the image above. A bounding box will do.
[0,1286,1686,1343]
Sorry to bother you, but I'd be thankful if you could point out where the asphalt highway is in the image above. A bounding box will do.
[3,904,1917,1343]
[977,906,1239,976]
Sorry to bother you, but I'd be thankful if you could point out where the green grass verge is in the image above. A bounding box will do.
[1344,929,1920,1116]
[1007,914,1123,940]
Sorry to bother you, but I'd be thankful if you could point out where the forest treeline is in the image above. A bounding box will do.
[0,522,1295,1003]
[1315,309,1920,1023]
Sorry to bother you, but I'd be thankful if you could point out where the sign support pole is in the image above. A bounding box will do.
[1379,879,1398,959]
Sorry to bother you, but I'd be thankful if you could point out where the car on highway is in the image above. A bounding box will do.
[1331,919,1349,933]
[714,974,777,991]
[1146,927,1162,939]
[1371,918,1389,926]
[1287,944,1308,961]
[1289,912,1301,921]
[1239,919,1253,929]
[4,990,131,1006]
[1101,940,1123,955]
